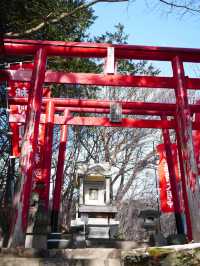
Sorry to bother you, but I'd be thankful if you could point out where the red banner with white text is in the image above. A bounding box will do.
[157,143,183,213]
[8,62,33,157]
[8,62,50,157]
[8,62,51,200]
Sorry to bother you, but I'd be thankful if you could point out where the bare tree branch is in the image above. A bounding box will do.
[5,0,128,37]
[116,150,154,202]
[159,0,200,14]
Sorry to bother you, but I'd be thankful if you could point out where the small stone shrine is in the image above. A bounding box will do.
[71,162,119,240]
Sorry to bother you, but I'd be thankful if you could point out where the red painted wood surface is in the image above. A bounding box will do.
[172,56,200,241]
[11,48,47,245]
[55,107,174,116]
[8,96,177,110]
[51,109,70,232]
[9,114,200,130]
[175,124,193,241]
[1,69,200,90]
[42,101,55,210]
[1,69,175,88]
[8,96,200,116]
[9,114,175,129]
[1,38,200,61]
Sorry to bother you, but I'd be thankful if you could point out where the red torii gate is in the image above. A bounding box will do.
[1,38,200,245]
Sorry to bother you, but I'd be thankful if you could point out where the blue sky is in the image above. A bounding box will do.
[88,1,200,76]
[89,1,199,48]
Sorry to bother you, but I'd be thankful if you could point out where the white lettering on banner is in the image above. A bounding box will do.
[18,105,26,115]
[18,125,25,146]
[164,158,174,209]
[166,185,174,209]
[15,87,28,97]
[35,153,40,164]
[15,87,28,145]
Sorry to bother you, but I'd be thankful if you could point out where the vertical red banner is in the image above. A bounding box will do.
[7,62,51,203]
[8,62,50,155]
[8,62,33,157]
[157,143,183,213]
[32,123,46,201]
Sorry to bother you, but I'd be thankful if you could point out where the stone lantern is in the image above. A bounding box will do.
[138,209,167,246]
[138,209,160,231]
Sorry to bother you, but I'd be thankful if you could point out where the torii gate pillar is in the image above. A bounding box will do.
[10,48,47,247]
[172,56,200,241]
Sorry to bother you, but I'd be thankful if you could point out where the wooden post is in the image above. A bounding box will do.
[172,56,200,241]
[51,109,69,232]
[42,101,55,210]
[9,48,47,247]
[175,125,193,241]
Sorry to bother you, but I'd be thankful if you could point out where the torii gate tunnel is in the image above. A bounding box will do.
[1,38,200,243]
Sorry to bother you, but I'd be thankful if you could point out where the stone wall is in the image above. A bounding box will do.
[1,244,200,265]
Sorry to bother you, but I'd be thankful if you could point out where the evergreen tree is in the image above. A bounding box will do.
[0,0,96,40]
